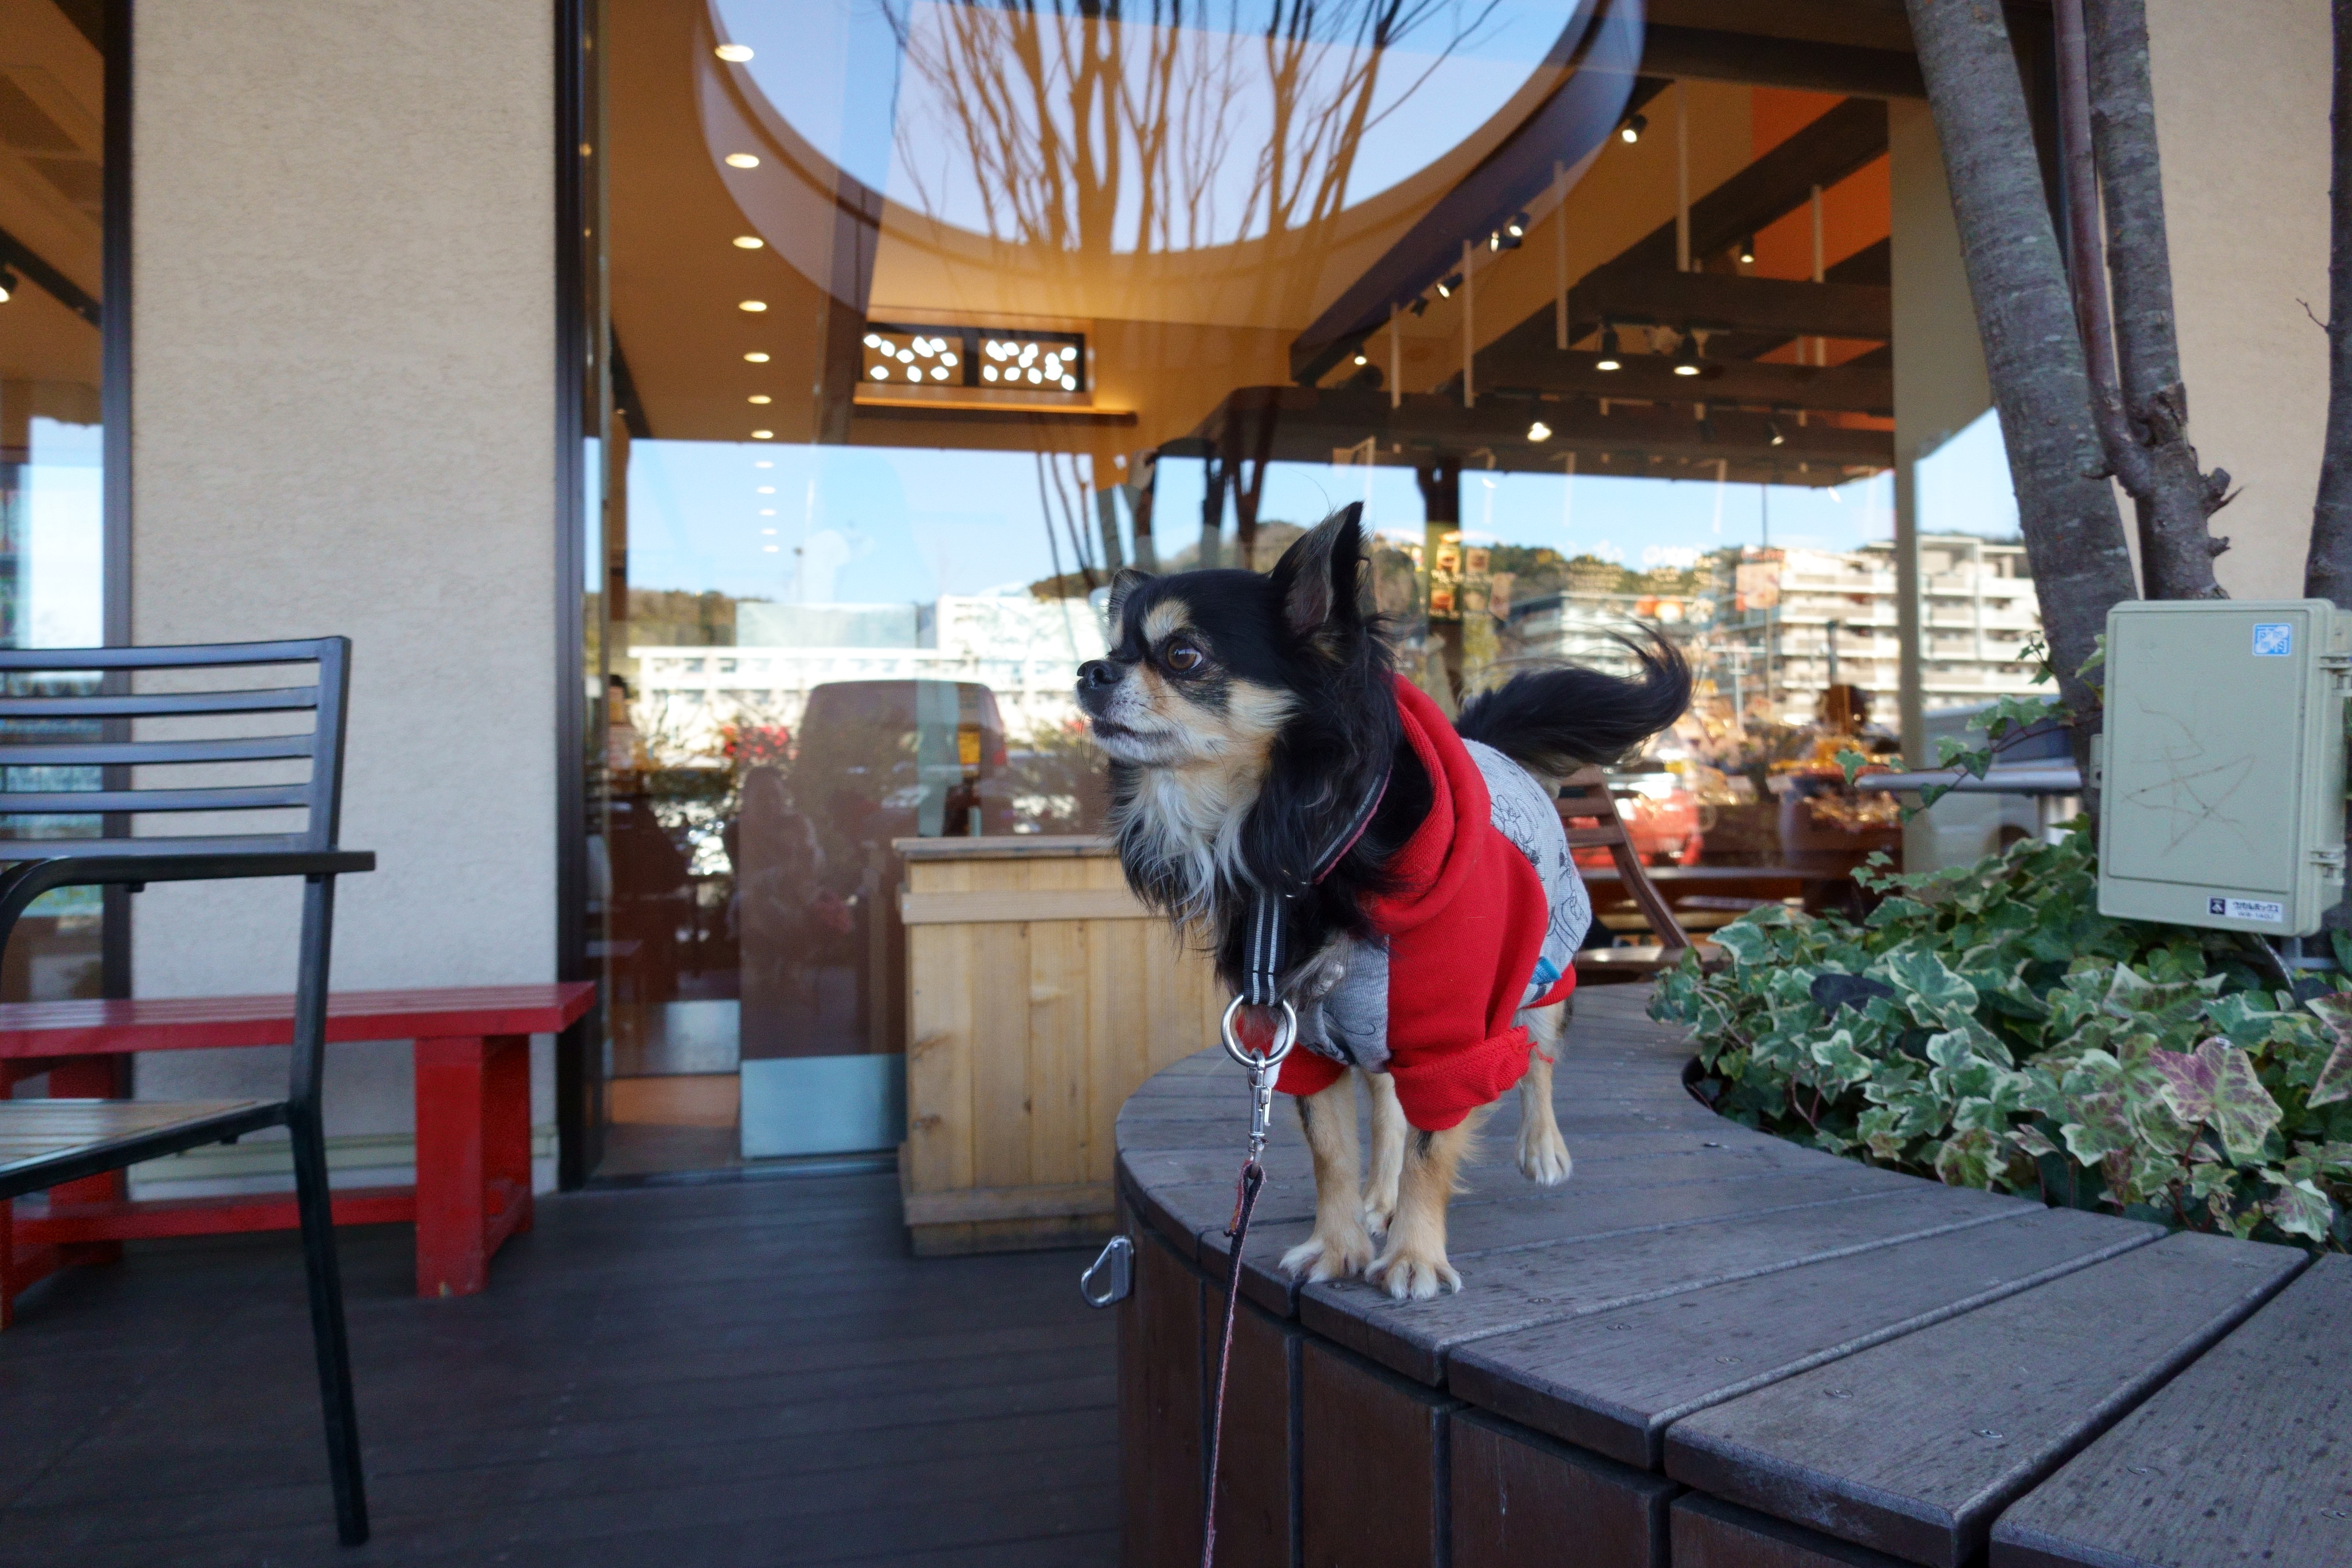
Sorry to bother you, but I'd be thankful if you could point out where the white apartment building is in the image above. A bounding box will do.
[1509,536,2043,726]
[629,593,1109,763]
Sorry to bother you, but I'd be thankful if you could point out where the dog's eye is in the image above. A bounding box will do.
[1165,644,1204,673]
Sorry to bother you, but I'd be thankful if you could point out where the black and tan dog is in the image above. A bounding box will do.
[1077,506,1688,1297]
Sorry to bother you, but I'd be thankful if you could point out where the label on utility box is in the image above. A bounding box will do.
[2208,896,2284,924]
[2253,623,2295,657]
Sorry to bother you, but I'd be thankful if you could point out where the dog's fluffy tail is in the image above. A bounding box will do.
[1456,632,1691,775]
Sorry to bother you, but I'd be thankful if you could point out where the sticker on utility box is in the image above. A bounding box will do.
[2208,895,2284,923]
[2252,623,2294,657]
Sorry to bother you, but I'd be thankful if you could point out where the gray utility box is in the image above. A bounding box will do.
[2096,599,2349,936]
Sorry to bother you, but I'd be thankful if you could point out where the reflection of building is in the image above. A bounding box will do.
[1509,536,2042,723]
[630,593,1105,760]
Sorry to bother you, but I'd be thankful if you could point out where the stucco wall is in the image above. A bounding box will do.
[2148,0,2332,599]
[126,1,560,1193]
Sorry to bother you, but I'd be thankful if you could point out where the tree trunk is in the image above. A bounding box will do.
[1904,0,2141,723]
[2308,0,2352,606]
[2081,0,2231,598]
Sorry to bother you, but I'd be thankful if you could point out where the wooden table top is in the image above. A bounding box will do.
[0,982,597,1057]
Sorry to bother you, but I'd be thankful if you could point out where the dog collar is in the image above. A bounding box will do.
[1240,761,1392,1010]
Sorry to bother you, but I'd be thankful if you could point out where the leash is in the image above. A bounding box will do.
[1201,995,1292,1568]
[1203,761,1387,1566]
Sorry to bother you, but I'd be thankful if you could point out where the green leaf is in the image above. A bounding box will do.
[2205,1041,2286,1162]
[1884,951,1979,1025]
[1933,1127,2000,1189]
[2309,1044,2352,1108]
[1711,919,1774,967]
[2150,1044,2216,1126]
[1835,748,1870,786]
[2265,1178,2337,1242]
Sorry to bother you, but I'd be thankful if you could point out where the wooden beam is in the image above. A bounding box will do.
[1640,25,1924,99]
[1570,272,1891,341]
[1609,99,1889,276]
[1644,0,1915,54]
[1479,350,1894,416]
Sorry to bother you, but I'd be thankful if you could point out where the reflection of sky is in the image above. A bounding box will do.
[24,418,103,649]
[627,425,2024,606]
[715,0,1574,248]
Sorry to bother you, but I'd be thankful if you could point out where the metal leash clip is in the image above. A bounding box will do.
[1079,1233,1133,1308]
[1220,995,1296,1167]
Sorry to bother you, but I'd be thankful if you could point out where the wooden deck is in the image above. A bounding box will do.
[1116,984,2351,1568]
[0,1173,1116,1566]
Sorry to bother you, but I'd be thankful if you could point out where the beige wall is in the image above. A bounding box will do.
[125,1,560,1191]
[2149,0,2333,598]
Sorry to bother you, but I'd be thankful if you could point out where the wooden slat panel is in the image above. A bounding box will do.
[1664,1231,2307,1568]
[903,918,975,1198]
[898,888,1151,924]
[1212,1301,1302,1568]
[899,1181,1112,1225]
[1989,1253,2352,1568]
[1122,1224,1206,1568]
[0,982,596,1056]
[1025,859,1091,1188]
[1451,1409,1676,1568]
[1301,1337,1459,1566]
[969,919,1033,1190]
[1672,1492,1915,1568]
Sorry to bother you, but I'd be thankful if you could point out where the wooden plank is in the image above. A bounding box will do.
[899,1180,1114,1226]
[1122,1223,1206,1568]
[1452,1207,2162,1468]
[1285,1182,2026,1385]
[1210,1300,1302,1568]
[1300,1336,1459,1567]
[1451,1408,1675,1568]
[1673,1492,1919,1567]
[899,888,1151,924]
[968,919,1034,1191]
[1989,1253,2352,1568]
[1024,860,1092,1188]
[1665,1231,2308,1568]
[0,982,596,1057]
[901,907,975,1198]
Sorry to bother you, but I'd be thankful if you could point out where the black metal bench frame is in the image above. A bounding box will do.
[0,638,375,1546]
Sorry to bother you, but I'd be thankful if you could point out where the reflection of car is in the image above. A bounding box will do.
[794,679,1014,845]
[1568,769,1704,868]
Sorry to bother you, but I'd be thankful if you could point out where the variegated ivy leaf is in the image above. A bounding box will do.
[1710,919,1773,967]
[2309,1043,2352,1108]
[1933,1127,2001,1189]
[1924,1029,1975,1073]
[2008,1123,2059,1159]
[2205,1040,2286,1163]
[1809,1029,1870,1089]
[2150,1043,2217,1126]
[2304,990,2352,1044]
[2264,1178,2336,1242]
[1884,951,1978,1026]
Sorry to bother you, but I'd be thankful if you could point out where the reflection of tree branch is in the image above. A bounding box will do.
[884,0,1510,258]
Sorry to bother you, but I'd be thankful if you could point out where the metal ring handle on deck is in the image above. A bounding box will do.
[1220,996,1296,1072]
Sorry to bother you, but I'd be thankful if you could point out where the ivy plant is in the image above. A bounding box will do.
[1649,828,2352,1250]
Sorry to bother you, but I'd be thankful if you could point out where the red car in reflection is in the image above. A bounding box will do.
[1567,771,1705,869]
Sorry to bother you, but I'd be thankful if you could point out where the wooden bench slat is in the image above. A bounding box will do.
[1990,1252,2351,1568]
[1662,1230,2307,1568]
[0,982,596,1056]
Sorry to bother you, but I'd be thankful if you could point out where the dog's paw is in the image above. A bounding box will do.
[1361,1189,1398,1240]
[1370,1242,1462,1300]
[1518,1123,1574,1187]
[1280,1225,1373,1283]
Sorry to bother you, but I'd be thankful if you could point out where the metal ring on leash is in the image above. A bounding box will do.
[1220,995,1296,1072]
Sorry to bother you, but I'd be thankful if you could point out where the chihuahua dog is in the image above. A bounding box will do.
[1077,504,1689,1298]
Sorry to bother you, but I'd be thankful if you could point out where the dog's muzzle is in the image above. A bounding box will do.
[1076,658,1124,716]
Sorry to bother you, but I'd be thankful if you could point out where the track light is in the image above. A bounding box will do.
[1594,326,1622,372]
[1672,330,1703,377]
[1768,421,1787,447]
[1618,112,1647,145]
[1489,229,1521,252]
[0,268,16,305]
[1507,211,1529,238]
[1738,236,1757,265]
[1409,296,1429,317]
[1353,353,1369,366]
[1435,272,1463,299]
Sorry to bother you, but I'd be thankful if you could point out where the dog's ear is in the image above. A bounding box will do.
[1272,504,1366,649]
[1106,567,1154,636]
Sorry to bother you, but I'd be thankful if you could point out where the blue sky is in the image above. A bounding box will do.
[622,408,2017,602]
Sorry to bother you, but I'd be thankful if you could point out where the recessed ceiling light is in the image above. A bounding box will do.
[724,152,760,169]
[748,395,772,405]
[756,485,775,493]
[732,236,765,250]
[1353,354,1368,366]
[762,528,778,535]
[763,545,779,552]
[759,508,777,516]
[754,460,773,468]
[751,429,774,440]
[715,43,754,62]
[744,352,770,363]
[739,300,767,312]
[1527,421,1553,442]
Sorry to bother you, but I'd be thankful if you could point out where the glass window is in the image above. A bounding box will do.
[582,2,2040,1174]
[0,0,109,1004]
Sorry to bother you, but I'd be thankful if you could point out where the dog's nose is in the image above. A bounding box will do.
[1078,660,1119,690]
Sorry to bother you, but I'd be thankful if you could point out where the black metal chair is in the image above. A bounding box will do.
[0,638,374,1545]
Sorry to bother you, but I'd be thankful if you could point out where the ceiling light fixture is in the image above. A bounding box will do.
[751,429,774,440]
[1594,324,1622,372]
[1507,211,1529,238]
[1353,353,1368,366]
[1436,272,1463,299]
[757,485,775,494]
[723,152,760,169]
[744,351,770,363]
[748,395,771,405]
[739,300,768,312]
[1738,236,1757,265]
[1671,331,1703,377]
[1768,420,1787,447]
[754,460,773,468]
[1527,420,1552,442]
[0,268,15,305]
[1618,112,1646,145]
[715,42,754,62]
[1409,296,1429,317]
[732,235,765,250]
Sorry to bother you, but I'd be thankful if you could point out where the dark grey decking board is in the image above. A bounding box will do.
[1989,1253,2352,1568]
[1295,1181,2029,1386]
[1450,1206,2164,1468]
[1665,1230,2309,1568]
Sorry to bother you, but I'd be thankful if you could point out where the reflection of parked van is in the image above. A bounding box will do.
[1908,701,2076,870]
[794,679,1013,846]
